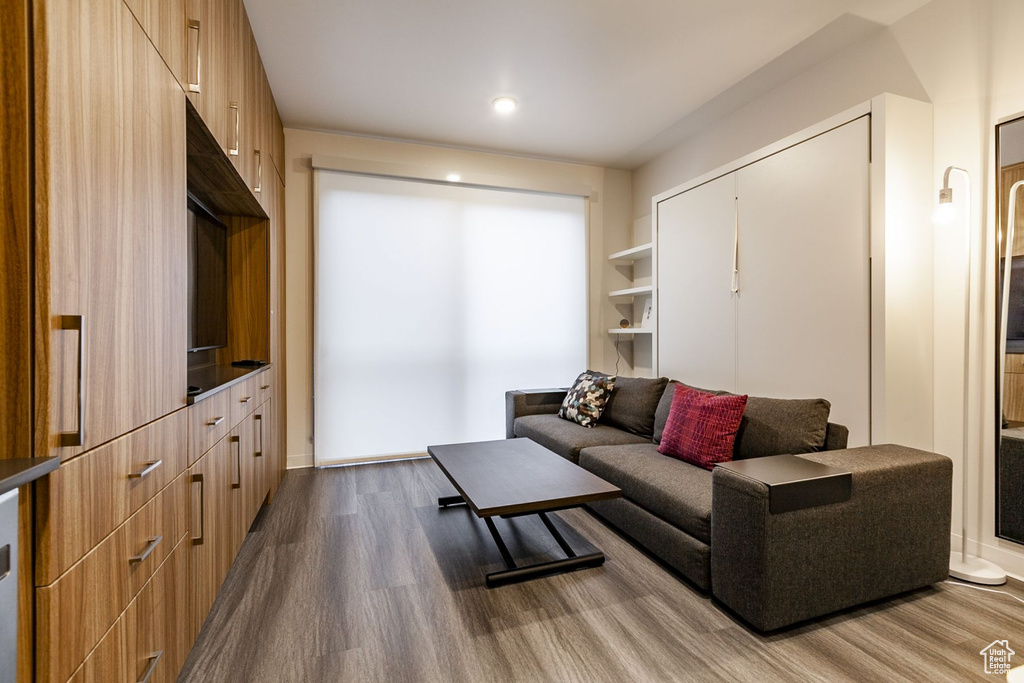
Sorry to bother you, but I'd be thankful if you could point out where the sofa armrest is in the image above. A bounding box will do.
[710,445,952,631]
[823,422,849,451]
[505,388,568,438]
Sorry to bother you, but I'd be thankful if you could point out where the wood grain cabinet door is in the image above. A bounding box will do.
[38,0,187,460]
[185,0,229,151]
[252,400,269,517]
[228,415,254,556]
[186,436,231,644]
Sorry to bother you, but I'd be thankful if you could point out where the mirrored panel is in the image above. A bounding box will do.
[996,114,1024,544]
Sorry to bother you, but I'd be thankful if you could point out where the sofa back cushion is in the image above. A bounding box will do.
[600,376,669,439]
[657,386,748,470]
[654,381,832,459]
[734,396,831,459]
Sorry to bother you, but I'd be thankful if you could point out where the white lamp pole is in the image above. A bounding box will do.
[939,165,1007,585]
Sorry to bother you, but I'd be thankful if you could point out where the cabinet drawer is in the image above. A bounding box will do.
[188,389,231,465]
[66,539,189,683]
[37,474,188,683]
[255,367,273,404]
[36,410,187,585]
[229,376,258,426]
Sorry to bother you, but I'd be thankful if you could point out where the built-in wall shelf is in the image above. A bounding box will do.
[608,328,653,335]
[608,243,653,264]
[609,285,653,300]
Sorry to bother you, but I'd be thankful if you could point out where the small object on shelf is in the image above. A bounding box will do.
[187,385,202,397]
[619,318,630,329]
[231,359,268,368]
[641,301,653,328]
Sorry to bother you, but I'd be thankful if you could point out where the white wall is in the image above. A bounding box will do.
[631,0,1024,577]
[283,129,632,468]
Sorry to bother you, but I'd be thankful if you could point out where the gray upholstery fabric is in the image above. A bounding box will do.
[654,382,834,459]
[823,423,849,451]
[579,444,713,543]
[512,414,647,463]
[600,376,669,439]
[587,497,711,589]
[505,389,568,438]
[710,445,952,631]
[733,397,831,460]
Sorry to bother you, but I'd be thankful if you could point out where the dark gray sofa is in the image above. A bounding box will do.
[505,379,952,631]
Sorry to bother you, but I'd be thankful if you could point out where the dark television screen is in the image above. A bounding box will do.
[187,199,228,352]
[1001,256,1024,353]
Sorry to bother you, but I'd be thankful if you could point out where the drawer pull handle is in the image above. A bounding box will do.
[261,384,270,390]
[187,18,201,92]
[128,460,162,480]
[191,473,205,545]
[129,535,163,564]
[254,414,263,457]
[231,435,241,489]
[58,314,85,448]
[207,416,225,427]
[137,651,163,683]
[240,396,252,404]
[254,149,262,194]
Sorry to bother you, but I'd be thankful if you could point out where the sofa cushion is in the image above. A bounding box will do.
[658,387,747,470]
[513,414,648,463]
[558,371,617,428]
[579,443,713,543]
[600,376,669,439]
[734,397,831,460]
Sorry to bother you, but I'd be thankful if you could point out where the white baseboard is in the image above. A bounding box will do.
[950,533,1024,581]
[287,452,314,469]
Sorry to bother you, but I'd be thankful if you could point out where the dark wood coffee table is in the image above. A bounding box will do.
[428,438,622,588]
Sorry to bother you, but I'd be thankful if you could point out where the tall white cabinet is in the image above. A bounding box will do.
[655,95,933,450]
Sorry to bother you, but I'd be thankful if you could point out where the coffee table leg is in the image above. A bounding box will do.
[483,512,605,588]
[438,494,466,508]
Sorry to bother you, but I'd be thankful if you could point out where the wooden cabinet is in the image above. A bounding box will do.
[36,474,188,683]
[187,390,232,465]
[65,539,189,683]
[185,0,229,150]
[35,410,187,586]
[227,416,252,555]
[187,434,232,644]
[123,0,187,88]
[38,0,187,461]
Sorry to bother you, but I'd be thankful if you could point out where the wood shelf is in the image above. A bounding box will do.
[608,328,653,335]
[608,285,653,299]
[608,243,653,264]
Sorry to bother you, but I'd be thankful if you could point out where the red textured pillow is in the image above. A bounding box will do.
[657,386,748,470]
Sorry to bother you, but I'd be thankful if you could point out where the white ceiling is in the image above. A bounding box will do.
[244,0,931,169]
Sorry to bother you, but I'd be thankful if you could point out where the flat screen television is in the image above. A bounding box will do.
[1001,256,1024,354]
[187,197,228,352]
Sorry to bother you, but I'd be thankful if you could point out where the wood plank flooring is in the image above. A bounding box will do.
[179,458,1024,682]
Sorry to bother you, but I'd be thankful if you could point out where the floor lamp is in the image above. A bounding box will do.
[937,165,1007,585]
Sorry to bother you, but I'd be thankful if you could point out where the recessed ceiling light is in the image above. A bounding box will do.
[492,96,517,114]
[446,173,461,182]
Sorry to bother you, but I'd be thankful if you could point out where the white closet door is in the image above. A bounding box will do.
[657,173,738,392]
[736,117,871,445]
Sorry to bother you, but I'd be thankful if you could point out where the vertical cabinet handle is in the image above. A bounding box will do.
[254,414,263,457]
[229,102,240,156]
[58,314,85,448]
[191,474,205,546]
[231,435,241,489]
[187,20,201,93]
[136,651,163,683]
[253,149,262,194]
[731,195,740,294]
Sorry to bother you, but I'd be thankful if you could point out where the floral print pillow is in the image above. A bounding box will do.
[558,371,617,428]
